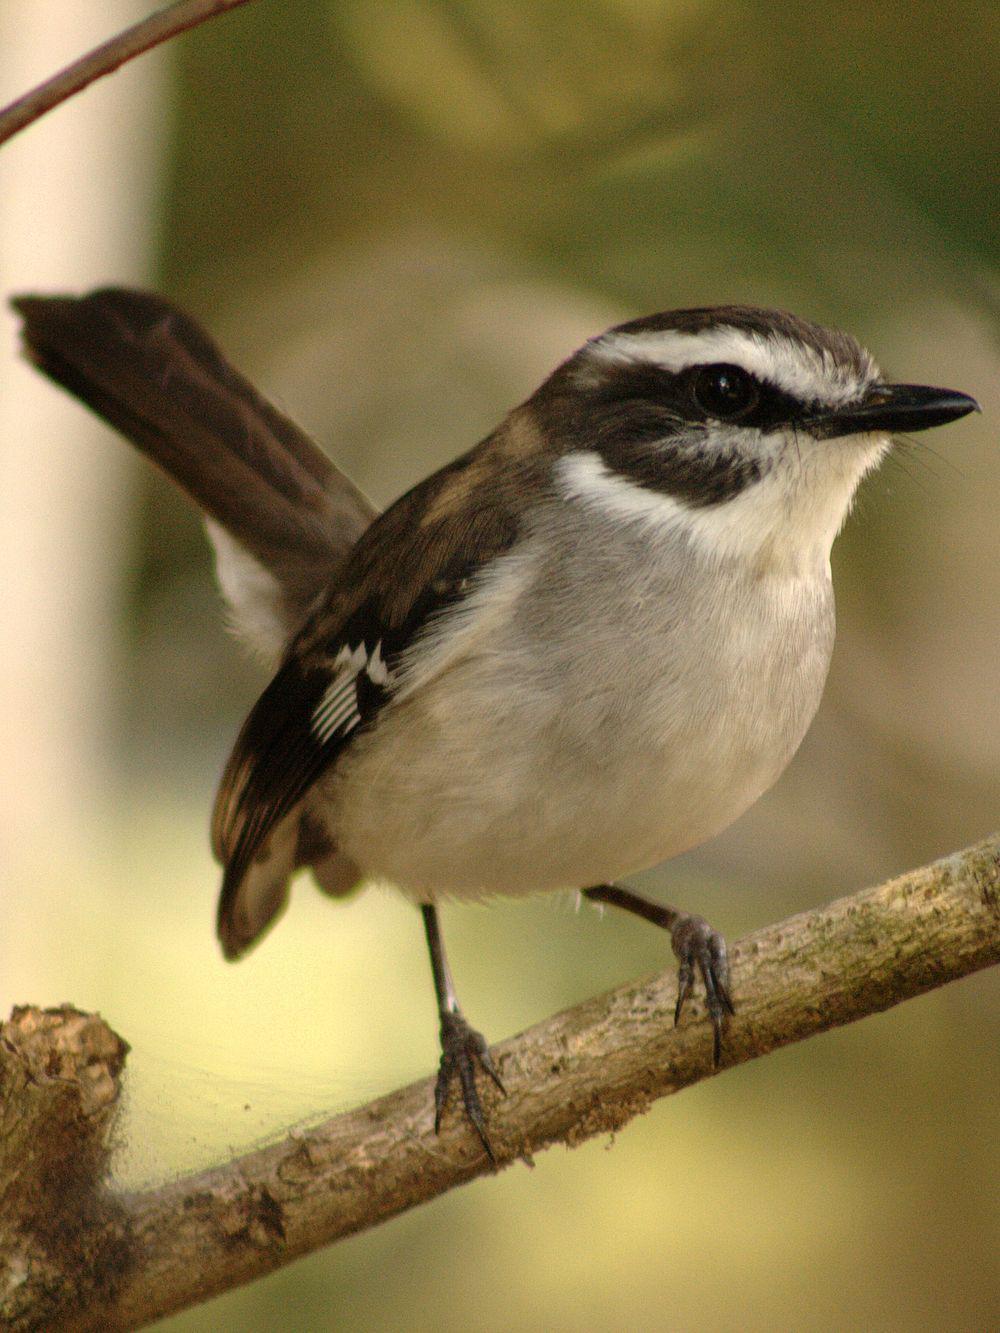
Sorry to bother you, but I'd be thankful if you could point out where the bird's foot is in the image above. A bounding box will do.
[670,913,734,1067]
[582,885,735,1065]
[434,1009,506,1162]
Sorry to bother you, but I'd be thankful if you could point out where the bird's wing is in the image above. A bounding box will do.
[212,412,545,953]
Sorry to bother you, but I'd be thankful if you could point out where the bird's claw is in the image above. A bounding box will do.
[670,913,734,1066]
[434,1010,505,1162]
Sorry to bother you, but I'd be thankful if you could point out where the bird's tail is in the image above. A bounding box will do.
[13,287,377,643]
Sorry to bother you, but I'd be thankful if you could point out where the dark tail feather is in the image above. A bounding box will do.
[12,287,377,623]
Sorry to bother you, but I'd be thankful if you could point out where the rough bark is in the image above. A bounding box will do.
[0,1007,132,1328]
[1,834,998,1331]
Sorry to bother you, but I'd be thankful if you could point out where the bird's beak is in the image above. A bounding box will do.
[811,383,981,439]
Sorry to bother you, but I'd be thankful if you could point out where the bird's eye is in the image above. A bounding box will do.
[691,364,759,419]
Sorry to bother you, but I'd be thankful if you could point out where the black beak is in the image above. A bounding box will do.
[811,383,981,439]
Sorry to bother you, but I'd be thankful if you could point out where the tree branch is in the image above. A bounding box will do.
[0,0,255,150]
[2,835,997,1330]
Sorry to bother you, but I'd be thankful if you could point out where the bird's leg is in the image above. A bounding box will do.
[421,903,505,1161]
[583,884,734,1066]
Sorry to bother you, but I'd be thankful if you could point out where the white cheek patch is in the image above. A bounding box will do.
[593,327,877,409]
[557,440,888,576]
[558,451,691,533]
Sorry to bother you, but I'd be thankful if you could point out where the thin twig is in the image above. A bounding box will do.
[0,0,255,150]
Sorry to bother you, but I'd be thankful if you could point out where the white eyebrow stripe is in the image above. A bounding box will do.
[592,327,876,408]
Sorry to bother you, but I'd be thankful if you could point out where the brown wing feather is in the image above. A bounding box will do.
[212,406,549,956]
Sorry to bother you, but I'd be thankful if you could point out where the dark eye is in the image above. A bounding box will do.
[691,363,759,419]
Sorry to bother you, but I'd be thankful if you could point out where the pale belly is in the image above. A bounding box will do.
[326,560,834,902]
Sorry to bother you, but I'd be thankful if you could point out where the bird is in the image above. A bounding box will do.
[13,288,979,1160]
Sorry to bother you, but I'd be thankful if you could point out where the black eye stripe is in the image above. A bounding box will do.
[536,355,824,507]
[590,360,809,431]
[597,433,763,506]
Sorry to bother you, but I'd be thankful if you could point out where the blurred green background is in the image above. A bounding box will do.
[1,2,998,1329]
